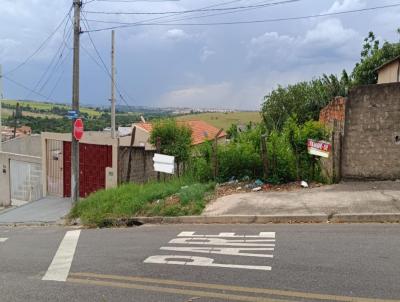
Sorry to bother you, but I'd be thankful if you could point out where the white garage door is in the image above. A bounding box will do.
[10,160,43,206]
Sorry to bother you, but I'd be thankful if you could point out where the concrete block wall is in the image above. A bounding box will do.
[118,147,157,184]
[342,83,400,180]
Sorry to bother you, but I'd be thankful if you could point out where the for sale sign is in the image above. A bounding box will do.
[307,139,331,158]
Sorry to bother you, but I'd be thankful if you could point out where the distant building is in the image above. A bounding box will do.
[376,56,400,84]
[133,120,227,146]
[1,126,32,142]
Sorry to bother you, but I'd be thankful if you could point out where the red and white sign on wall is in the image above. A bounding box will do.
[307,139,331,158]
[73,118,84,141]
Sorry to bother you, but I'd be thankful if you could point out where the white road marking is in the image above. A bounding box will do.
[42,230,81,282]
[160,246,274,258]
[178,232,276,238]
[144,255,272,271]
[169,237,275,247]
[0,238,8,242]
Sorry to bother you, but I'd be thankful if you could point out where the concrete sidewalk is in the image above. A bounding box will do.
[203,181,400,217]
[0,197,71,225]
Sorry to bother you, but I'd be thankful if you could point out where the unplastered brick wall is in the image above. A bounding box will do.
[319,97,347,183]
[342,83,400,179]
[319,96,347,129]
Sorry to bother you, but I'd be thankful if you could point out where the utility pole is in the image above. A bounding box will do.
[71,0,81,204]
[0,64,3,151]
[110,30,116,139]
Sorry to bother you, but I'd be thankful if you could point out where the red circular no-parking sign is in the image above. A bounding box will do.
[73,118,84,141]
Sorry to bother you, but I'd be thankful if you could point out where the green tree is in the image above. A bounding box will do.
[150,119,193,175]
[261,74,347,132]
[352,30,400,85]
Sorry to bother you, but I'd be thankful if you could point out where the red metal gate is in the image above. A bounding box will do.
[63,142,112,198]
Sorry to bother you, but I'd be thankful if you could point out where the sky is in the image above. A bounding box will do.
[1,0,400,110]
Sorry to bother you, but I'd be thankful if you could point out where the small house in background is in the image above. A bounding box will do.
[132,120,227,147]
[376,56,400,84]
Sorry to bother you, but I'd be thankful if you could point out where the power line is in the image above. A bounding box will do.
[84,3,400,32]
[83,0,299,15]
[25,21,73,99]
[4,6,73,76]
[93,0,181,2]
[3,75,57,102]
[87,0,298,27]
[84,0,245,31]
[81,13,138,110]
[46,49,73,101]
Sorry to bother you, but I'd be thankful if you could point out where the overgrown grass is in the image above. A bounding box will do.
[69,178,215,226]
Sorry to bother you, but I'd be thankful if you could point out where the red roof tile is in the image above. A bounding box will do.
[135,120,226,145]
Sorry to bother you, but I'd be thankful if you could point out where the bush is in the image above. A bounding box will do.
[267,117,328,183]
[69,177,215,225]
[217,142,263,181]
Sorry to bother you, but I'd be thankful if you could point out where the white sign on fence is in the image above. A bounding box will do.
[153,153,175,174]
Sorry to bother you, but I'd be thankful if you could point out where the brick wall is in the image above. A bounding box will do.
[319,96,347,129]
[341,83,400,180]
[319,97,347,183]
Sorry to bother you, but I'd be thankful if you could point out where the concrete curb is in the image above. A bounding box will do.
[0,219,66,227]
[99,213,400,226]
[97,215,329,227]
[330,213,400,223]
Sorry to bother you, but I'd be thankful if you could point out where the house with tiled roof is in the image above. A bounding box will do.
[132,120,227,147]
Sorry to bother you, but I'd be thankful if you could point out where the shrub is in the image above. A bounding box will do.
[217,141,263,181]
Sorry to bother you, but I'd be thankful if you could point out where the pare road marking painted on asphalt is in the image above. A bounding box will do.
[144,255,272,271]
[160,246,274,258]
[178,232,276,238]
[42,230,81,282]
[169,237,275,247]
[145,231,276,271]
[0,238,8,243]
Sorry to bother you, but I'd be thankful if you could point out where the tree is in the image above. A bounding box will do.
[261,73,347,132]
[150,119,193,176]
[352,30,400,85]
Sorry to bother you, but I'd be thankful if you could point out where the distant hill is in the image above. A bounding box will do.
[176,111,261,129]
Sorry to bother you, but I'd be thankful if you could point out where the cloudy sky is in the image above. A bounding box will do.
[1,0,399,110]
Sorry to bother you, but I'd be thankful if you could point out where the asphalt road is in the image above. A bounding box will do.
[0,224,399,302]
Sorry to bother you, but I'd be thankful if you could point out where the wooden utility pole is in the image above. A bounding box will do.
[212,129,224,180]
[260,133,268,179]
[156,137,161,181]
[71,0,81,204]
[110,30,116,139]
[13,102,20,138]
[126,126,136,182]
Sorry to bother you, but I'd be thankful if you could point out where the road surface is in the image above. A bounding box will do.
[0,224,399,302]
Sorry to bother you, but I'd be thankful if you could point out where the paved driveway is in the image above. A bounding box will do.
[0,197,71,225]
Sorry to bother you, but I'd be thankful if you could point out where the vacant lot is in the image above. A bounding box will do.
[177,111,261,129]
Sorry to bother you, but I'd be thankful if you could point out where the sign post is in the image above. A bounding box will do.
[73,118,84,141]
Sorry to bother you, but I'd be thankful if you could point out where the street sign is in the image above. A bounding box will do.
[307,139,331,158]
[73,118,84,141]
[153,153,175,174]
[67,110,79,120]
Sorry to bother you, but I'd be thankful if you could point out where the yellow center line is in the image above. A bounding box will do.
[67,277,294,302]
[69,272,400,302]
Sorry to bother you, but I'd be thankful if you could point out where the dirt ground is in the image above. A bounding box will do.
[215,181,325,198]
